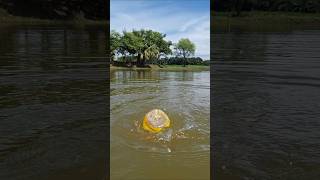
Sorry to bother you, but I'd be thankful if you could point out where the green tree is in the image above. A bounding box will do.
[213,0,320,13]
[174,38,196,67]
[121,30,143,61]
[157,39,172,60]
[121,29,171,66]
[110,30,121,62]
[144,44,160,62]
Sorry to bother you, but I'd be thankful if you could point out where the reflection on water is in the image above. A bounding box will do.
[111,69,210,180]
[0,25,107,180]
[212,30,320,179]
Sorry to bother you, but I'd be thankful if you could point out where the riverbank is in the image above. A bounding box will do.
[212,11,320,31]
[0,8,107,26]
[110,64,210,71]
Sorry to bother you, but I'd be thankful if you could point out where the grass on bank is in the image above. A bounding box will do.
[212,11,320,31]
[3,9,319,28]
[110,64,210,71]
[0,8,107,26]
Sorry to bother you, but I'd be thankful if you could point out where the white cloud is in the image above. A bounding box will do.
[111,0,210,60]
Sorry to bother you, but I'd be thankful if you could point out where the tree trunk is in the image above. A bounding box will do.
[137,53,142,67]
[142,53,146,67]
[183,55,186,67]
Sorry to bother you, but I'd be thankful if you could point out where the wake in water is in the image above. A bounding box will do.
[128,118,207,153]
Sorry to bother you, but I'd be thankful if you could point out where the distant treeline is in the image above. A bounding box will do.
[117,56,209,66]
[111,29,197,67]
[158,57,209,66]
[0,0,107,20]
[214,0,320,16]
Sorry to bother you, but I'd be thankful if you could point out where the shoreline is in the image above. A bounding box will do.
[2,11,320,29]
[0,10,108,26]
[212,11,320,31]
[110,64,210,71]
[0,18,108,26]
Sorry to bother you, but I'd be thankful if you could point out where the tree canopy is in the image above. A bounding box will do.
[213,0,320,16]
[0,0,106,20]
[110,30,121,61]
[174,38,196,66]
[110,29,179,67]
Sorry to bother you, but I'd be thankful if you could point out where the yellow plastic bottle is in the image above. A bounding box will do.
[142,109,170,133]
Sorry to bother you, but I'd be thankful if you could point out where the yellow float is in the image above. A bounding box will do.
[142,109,171,133]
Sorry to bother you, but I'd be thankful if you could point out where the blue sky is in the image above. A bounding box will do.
[111,0,210,60]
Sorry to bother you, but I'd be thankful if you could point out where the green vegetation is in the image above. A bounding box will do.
[174,38,196,67]
[213,0,320,16]
[158,57,209,66]
[213,11,320,31]
[160,65,209,71]
[0,8,107,25]
[0,0,105,20]
[213,0,320,31]
[111,29,207,68]
[110,30,122,62]
[120,29,171,67]
[110,64,209,71]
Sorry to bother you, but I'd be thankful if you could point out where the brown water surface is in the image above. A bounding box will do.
[110,69,210,180]
[213,29,320,179]
[0,25,108,180]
